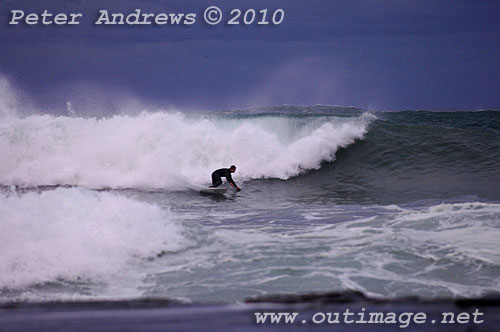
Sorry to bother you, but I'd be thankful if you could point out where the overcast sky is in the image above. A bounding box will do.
[1,0,499,114]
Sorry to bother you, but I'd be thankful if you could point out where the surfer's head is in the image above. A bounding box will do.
[229,165,237,173]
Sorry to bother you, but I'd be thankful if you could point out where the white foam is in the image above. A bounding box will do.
[0,112,372,189]
[0,187,186,289]
[297,202,500,298]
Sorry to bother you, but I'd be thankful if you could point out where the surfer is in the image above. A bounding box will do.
[210,165,241,191]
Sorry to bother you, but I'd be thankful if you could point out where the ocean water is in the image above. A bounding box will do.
[1,106,499,303]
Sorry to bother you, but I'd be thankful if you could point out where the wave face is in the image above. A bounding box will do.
[0,110,371,189]
[316,110,500,203]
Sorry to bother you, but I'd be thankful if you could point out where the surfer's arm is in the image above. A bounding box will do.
[226,172,240,191]
[227,174,237,187]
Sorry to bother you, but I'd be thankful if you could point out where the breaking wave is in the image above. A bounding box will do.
[0,111,372,189]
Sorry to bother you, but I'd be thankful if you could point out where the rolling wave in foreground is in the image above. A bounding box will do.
[1,106,499,303]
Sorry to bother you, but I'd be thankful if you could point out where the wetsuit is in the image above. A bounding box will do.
[210,168,237,188]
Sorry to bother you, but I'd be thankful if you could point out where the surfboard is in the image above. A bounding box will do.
[200,187,227,195]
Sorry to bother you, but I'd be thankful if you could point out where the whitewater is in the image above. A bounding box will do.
[0,111,372,188]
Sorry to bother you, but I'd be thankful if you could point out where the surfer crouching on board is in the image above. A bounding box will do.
[210,165,241,191]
